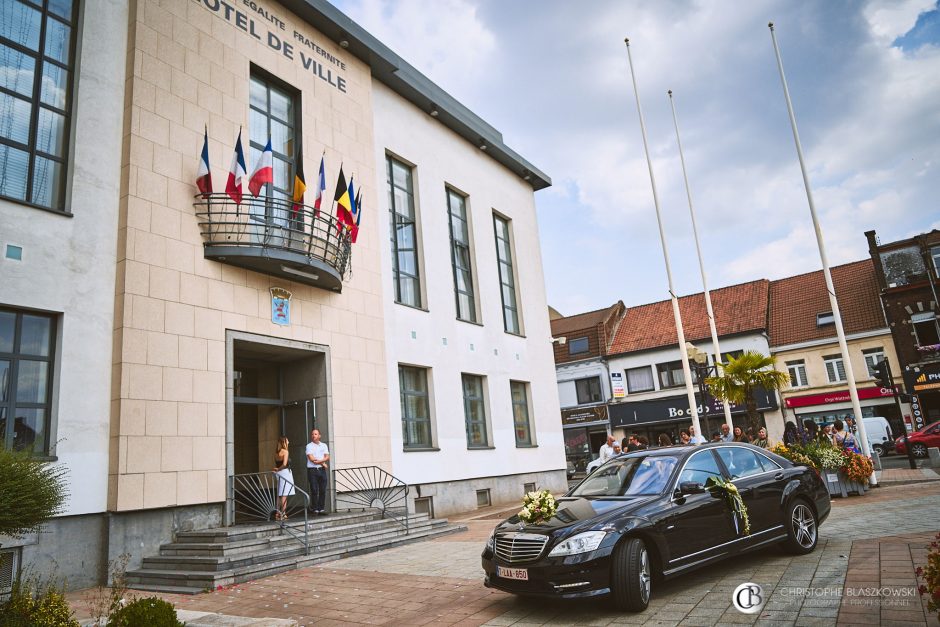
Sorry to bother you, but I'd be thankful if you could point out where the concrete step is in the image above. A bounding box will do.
[172,511,379,544]
[126,520,466,594]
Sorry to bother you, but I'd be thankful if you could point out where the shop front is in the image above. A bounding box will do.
[562,405,610,472]
[784,386,901,433]
[906,362,940,430]
[608,389,778,445]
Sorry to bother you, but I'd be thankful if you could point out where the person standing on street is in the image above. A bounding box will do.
[306,429,330,515]
[688,425,705,445]
[598,434,616,463]
[720,424,733,442]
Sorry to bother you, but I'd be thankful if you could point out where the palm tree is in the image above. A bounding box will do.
[705,351,790,435]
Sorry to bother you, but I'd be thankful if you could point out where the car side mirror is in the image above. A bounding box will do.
[678,481,705,495]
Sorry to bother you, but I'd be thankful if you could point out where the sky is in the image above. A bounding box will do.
[332,0,940,316]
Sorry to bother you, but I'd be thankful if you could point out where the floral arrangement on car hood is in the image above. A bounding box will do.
[705,476,750,536]
[517,490,557,526]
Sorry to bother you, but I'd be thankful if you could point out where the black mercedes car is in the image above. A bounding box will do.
[482,443,830,611]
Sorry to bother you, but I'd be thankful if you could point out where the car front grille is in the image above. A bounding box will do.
[494,532,549,563]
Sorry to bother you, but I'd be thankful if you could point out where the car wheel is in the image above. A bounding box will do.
[871,444,883,457]
[912,443,928,458]
[611,537,651,612]
[782,499,818,555]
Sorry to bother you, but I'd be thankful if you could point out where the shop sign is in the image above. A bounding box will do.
[270,287,291,325]
[611,372,625,399]
[910,394,925,430]
[784,386,895,409]
[561,405,608,425]
[913,367,940,393]
[609,389,777,428]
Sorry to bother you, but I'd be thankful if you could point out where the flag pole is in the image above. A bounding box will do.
[624,38,704,444]
[667,90,735,433]
[768,22,876,483]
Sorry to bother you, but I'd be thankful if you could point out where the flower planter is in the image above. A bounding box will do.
[823,470,868,498]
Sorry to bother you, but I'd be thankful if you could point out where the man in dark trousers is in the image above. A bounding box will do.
[305,428,330,515]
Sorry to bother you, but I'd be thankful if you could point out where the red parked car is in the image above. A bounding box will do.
[895,421,940,458]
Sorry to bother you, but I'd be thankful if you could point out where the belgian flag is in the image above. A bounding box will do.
[291,147,306,214]
[334,165,353,228]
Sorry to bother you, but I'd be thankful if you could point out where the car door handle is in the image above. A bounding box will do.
[774,472,785,481]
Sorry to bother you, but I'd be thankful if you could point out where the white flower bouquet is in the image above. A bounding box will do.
[518,489,557,526]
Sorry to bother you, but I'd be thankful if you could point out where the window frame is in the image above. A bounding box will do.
[574,376,603,405]
[510,380,533,447]
[625,365,655,393]
[567,337,589,355]
[399,365,432,449]
[445,186,477,323]
[0,0,79,213]
[388,155,422,308]
[912,313,940,347]
[248,68,300,214]
[493,213,521,335]
[0,307,57,454]
[862,348,886,378]
[816,312,835,327]
[656,360,693,389]
[786,359,808,388]
[461,373,489,449]
[823,354,847,383]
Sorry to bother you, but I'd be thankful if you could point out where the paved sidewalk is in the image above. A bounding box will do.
[68,482,940,626]
[875,466,940,485]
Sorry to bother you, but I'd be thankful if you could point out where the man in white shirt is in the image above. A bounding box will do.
[598,434,617,463]
[688,425,706,445]
[720,423,733,442]
[305,429,330,515]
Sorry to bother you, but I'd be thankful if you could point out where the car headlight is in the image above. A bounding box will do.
[548,531,607,557]
[485,530,495,551]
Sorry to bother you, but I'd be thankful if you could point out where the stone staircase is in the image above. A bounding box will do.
[125,510,465,594]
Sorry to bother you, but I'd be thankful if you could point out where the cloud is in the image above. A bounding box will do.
[863,0,937,43]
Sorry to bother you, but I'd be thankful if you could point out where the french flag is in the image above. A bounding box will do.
[313,153,326,217]
[196,126,212,197]
[226,129,247,205]
[248,137,273,197]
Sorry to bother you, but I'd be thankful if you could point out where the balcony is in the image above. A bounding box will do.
[194,194,350,292]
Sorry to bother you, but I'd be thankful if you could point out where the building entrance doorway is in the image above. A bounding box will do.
[227,333,330,524]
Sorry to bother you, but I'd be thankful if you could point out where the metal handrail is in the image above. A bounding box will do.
[333,466,410,533]
[230,471,310,554]
[193,193,352,277]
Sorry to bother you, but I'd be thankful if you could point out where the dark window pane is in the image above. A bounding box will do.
[0,92,32,144]
[36,107,66,156]
[0,407,6,447]
[0,144,29,200]
[0,359,10,401]
[19,315,50,355]
[47,0,72,20]
[16,359,48,403]
[0,44,36,96]
[0,312,14,352]
[39,61,68,109]
[30,155,63,207]
[43,17,70,64]
[13,406,45,452]
[1,1,42,49]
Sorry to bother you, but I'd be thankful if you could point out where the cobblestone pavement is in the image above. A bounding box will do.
[69,482,940,626]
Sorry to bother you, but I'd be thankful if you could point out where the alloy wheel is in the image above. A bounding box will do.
[791,503,816,549]
[638,548,650,603]
[912,443,928,458]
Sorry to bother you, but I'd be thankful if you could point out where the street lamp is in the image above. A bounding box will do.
[686,343,713,441]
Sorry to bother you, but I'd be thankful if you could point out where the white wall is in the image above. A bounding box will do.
[0,0,127,516]
[556,358,609,408]
[371,81,565,484]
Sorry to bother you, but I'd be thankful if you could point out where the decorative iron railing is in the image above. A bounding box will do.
[193,194,351,291]
[333,466,410,533]
[230,471,310,554]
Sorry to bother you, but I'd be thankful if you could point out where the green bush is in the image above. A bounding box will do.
[0,575,79,627]
[108,596,184,627]
[0,447,68,537]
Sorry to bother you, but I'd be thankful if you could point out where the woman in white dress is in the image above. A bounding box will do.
[273,436,295,521]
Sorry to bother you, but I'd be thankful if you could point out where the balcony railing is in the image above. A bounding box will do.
[194,194,351,292]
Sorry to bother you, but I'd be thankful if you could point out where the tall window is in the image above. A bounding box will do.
[575,377,602,404]
[0,308,55,453]
[862,348,886,378]
[510,381,532,446]
[823,355,846,383]
[625,366,655,393]
[446,188,476,322]
[786,359,808,387]
[493,214,520,334]
[462,374,488,448]
[388,156,421,307]
[0,0,77,211]
[399,365,431,448]
[249,72,297,225]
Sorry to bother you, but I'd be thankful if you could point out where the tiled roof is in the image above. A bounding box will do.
[768,259,886,347]
[550,305,617,337]
[608,279,770,355]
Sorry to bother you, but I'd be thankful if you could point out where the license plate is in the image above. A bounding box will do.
[497,566,528,580]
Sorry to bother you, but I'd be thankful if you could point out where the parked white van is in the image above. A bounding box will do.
[862,416,894,456]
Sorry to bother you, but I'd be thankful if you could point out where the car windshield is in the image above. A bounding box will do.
[569,455,679,497]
